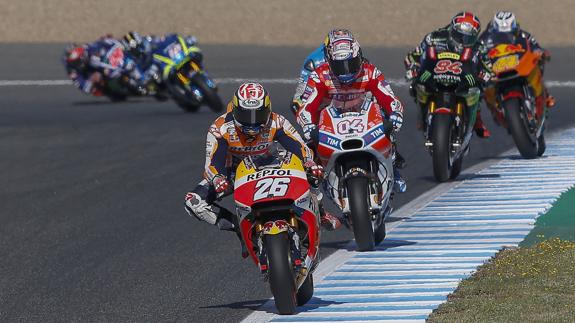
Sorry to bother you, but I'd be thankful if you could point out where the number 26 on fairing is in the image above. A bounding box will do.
[254,177,291,200]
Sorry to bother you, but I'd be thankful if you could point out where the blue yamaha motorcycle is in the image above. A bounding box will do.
[150,35,223,112]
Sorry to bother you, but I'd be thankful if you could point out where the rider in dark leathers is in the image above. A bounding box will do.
[478,11,555,112]
[404,11,493,138]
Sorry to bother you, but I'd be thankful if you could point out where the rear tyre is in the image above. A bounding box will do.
[296,273,314,306]
[346,177,375,251]
[537,134,546,157]
[431,114,453,182]
[266,233,297,315]
[192,75,224,113]
[505,99,538,158]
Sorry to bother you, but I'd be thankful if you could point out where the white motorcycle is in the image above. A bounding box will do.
[316,99,395,251]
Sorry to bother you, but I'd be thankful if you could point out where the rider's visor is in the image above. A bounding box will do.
[329,56,362,83]
[233,106,271,126]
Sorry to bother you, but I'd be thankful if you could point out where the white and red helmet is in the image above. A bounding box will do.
[325,29,363,84]
[231,82,272,136]
[449,12,481,47]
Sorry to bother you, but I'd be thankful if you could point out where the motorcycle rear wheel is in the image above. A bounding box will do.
[432,114,453,182]
[346,177,375,251]
[505,99,538,158]
[265,233,297,315]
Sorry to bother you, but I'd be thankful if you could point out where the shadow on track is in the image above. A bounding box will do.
[200,299,270,311]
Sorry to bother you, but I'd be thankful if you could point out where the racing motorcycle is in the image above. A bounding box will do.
[151,35,223,112]
[484,35,548,158]
[231,151,320,314]
[415,51,481,182]
[67,44,145,101]
[317,99,395,251]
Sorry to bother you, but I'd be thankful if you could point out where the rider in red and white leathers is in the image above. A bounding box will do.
[296,29,406,192]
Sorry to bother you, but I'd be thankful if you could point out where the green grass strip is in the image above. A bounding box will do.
[521,187,575,247]
[428,238,575,323]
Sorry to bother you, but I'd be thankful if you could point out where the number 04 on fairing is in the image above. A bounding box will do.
[232,152,320,315]
[317,99,395,251]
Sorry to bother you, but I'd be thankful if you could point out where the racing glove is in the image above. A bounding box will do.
[211,175,230,194]
[185,192,218,225]
[304,160,323,187]
[405,63,420,82]
[302,124,319,143]
[389,112,404,132]
[478,70,494,85]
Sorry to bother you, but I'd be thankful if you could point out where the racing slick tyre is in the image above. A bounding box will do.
[191,75,224,113]
[537,133,546,157]
[265,232,297,315]
[296,273,314,306]
[432,114,453,182]
[346,177,375,251]
[505,99,538,158]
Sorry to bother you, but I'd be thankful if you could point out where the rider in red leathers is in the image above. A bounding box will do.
[296,29,406,192]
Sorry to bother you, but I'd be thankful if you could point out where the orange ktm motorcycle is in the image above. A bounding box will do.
[485,36,550,158]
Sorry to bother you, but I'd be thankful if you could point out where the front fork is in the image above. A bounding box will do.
[337,163,386,222]
[255,217,304,278]
[424,89,480,152]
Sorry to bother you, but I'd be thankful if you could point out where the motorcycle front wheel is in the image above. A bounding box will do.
[265,233,297,315]
[431,114,454,182]
[346,176,375,251]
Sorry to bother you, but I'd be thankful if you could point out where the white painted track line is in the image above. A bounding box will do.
[243,128,575,322]
[1,78,575,88]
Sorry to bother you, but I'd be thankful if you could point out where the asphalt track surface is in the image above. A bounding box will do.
[1,43,574,322]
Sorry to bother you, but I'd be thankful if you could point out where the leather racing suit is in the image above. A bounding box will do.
[64,37,145,96]
[291,45,326,115]
[405,26,492,136]
[478,28,554,112]
[296,60,406,192]
[186,105,315,227]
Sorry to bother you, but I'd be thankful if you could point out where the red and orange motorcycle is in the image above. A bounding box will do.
[229,151,320,315]
[485,35,550,158]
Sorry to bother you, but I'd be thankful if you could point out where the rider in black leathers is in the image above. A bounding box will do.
[404,11,493,138]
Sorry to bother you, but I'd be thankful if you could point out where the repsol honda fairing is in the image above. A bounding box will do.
[230,151,320,314]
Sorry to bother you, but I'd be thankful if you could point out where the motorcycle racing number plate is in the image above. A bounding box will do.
[107,46,125,68]
[492,55,519,74]
[167,43,185,63]
[253,177,291,200]
[433,60,463,74]
[336,118,365,135]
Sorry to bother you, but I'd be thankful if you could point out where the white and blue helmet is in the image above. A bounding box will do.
[492,11,518,33]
